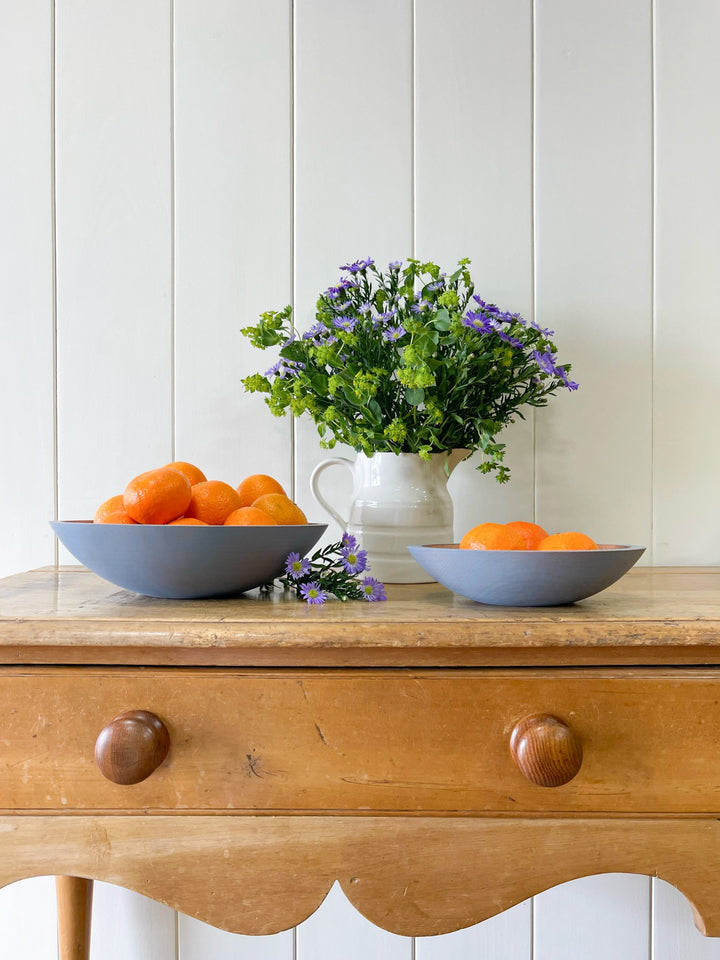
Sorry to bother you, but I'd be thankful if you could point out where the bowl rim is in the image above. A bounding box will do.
[409,543,646,553]
[51,520,328,529]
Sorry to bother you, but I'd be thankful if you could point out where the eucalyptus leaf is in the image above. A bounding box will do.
[433,308,451,331]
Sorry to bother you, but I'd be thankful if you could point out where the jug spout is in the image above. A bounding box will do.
[444,448,471,476]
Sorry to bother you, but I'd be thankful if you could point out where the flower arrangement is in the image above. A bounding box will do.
[266,534,386,604]
[242,258,577,482]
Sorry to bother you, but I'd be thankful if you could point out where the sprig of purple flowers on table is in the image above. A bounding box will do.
[270,533,386,604]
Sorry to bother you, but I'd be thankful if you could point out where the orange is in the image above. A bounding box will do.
[184,480,243,525]
[505,520,549,550]
[236,473,287,508]
[459,522,527,550]
[537,532,598,551]
[251,493,307,525]
[164,461,207,486]
[94,494,136,524]
[95,510,137,525]
[224,506,278,526]
[123,468,192,525]
[168,517,208,526]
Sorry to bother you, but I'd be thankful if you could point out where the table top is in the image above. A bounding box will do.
[0,565,719,667]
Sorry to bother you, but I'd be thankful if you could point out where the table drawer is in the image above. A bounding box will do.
[1,667,718,814]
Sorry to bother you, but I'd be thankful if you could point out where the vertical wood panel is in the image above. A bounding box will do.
[0,877,58,958]
[417,900,532,960]
[91,882,176,960]
[0,0,55,577]
[55,0,173,523]
[653,0,720,564]
[535,875,651,960]
[534,0,653,552]
[173,0,293,490]
[415,0,534,538]
[53,2,177,950]
[179,914,293,960]
[292,0,413,531]
[296,883,412,960]
[653,879,720,960]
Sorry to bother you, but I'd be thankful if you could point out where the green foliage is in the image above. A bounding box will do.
[241,259,577,482]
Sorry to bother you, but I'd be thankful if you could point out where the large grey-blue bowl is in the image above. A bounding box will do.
[51,521,327,599]
[407,543,646,606]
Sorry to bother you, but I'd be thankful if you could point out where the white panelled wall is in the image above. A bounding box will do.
[1,0,719,957]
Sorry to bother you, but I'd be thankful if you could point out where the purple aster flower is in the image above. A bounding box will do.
[427,279,445,292]
[378,309,397,322]
[558,367,579,391]
[340,258,374,273]
[281,360,305,378]
[361,577,386,602]
[285,553,312,580]
[533,348,559,376]
[472,295,504,318]
[300,582,327,605]
[411,299,431,313]
[530,319,555,337]
[382,324,406,342]
[509,312,527,326]
[340,546,368,575]
[462,311,493,334]
[488,318,524,348]
[265,358,304,379]
[264,360,283,377]
[325,286,341,300]
[302,322,326,340]
[388,260,402,270]
[341,532,358,551]
[332,315,357,332]
[359,301,372,314]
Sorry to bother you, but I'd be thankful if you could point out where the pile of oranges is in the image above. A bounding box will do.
[460,521,598,551]
[93,462,307,527]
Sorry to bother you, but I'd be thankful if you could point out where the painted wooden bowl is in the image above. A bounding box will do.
[51,520,327,599]
[407,543,646,606]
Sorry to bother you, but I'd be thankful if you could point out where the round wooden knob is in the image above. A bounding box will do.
[95,710,170,785]
[509,713,582,787]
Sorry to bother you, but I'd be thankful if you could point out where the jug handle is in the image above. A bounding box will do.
[310,457,353,533]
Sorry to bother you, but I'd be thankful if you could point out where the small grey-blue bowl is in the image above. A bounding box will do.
[51,521,327,599]
[407,543,646,606]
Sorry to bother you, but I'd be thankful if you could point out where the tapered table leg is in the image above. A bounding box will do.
[55,876,93,960]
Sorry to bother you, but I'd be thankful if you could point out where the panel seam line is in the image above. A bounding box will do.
[51,0,59,554]
[170,0,177,462]
[290,0,297,502]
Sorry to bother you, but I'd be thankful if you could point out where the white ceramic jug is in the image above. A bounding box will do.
[310,449,469,583]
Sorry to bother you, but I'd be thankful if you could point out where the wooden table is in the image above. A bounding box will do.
[2,565,720,959]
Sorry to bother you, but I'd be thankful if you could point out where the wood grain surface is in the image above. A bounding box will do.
[509,714,583,788]
[0,666,720,814]
[55,876,93,960]
[0,567,719,667]
[2,815,720,937]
